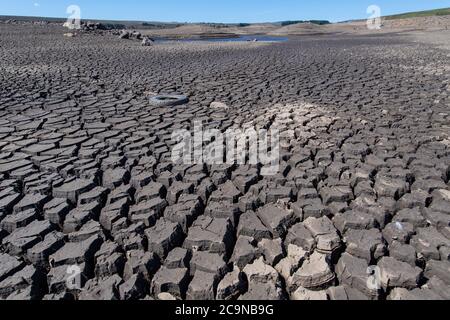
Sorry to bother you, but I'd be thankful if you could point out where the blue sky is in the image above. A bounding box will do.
[1,0,449,23]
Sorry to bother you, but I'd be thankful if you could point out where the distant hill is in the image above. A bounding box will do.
[276,20,330,26]
[385,7,450,20]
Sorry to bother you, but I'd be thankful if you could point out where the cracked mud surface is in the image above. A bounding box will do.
[0,23,449,300]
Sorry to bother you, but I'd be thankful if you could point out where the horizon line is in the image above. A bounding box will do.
[1,7,449,25]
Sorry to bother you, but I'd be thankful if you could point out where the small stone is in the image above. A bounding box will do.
[145,219,184,259]
[291,287,328,300]
[231,236,260,270]
[333,210,377,234]
[288,251,335,290]
[216,268,245,300]
[304,216,341,254]
[336,252,378,298]
[257,203,295,238]
[382,222,414,245]
[190,251,229,278]
[0,253,25,282]
[53,179,96,204]
[123,250,160,281]
[237,210,271,242]
[285,223,316,252]
[184,216,233,256]
[49,235,103,267]
[151,267,190,299]
[389,241,417,266]
[377,256,422,290]
[119,273,147,300]
[186,270,219,300]
[425,260,450,285]
[258,238,285,266]
[344,228,386,263]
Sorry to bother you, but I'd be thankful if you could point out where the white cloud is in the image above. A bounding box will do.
[34,2,40,7]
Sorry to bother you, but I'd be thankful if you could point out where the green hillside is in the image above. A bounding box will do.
[385,8,450,20]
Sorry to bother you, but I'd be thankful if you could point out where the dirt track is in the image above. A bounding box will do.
[0,22,449,300]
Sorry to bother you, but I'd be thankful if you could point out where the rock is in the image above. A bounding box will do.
[336,252,379,298]
[13,193,49,213]
[145,219,184,259]
[333,210,377,234]
[210,102,229,110]
[141,36,154,46]
[63,202,100,233]
[184,216,233,256]
[2,220,55,255]
[0,265,45,299]
[100,198,128,231]
[327,285,369,300]
[258,238,284,266]
[49,235,103,267]
[216,268,245,300]
[374,176,408,199]
[320,186,354,205]
[425,276,450,299]
[291,287,328,300]
[43,198,71,226]
[0,253,25,282]
[204,201,240,227]
[288,251,335,290]
[382,222,414,245]
[285,223,316,252]
[388,287,443,300]
[411,227,450,261]
[123,250,160,281]
[275,244,307,280]
[344,228,386,263]
[242,256,282,285]
[237,210,271,241]
[53,179,96,204]
[231,236,260,270]
[27,231,65,268]
[78,186,108,206]
[79,275,123,300]
[256,203,296,238]
[151,267,190,299]
[304,216,341,255]
[389,241,417,266]
[239,281,286,300]
[95,252,126,278]
[398,190,431,210]
[129,198,167,227]
[47,264,83,294]
[103,168,130,190]
[210,180,241,204]
[119,273,147,300]
[157,292,177,300]
[262,186,294,204]
[425,260,450,285]
[68,220,103,242]
[377,256,422,290]
[241,257,285,300]
[167,181,194,205]
[190,251,229,278]
[164,247,191,269]
[186,270,219,300]
[1,209,38,233]
[119,30,130,39]
[393,208,427,229]
[135,182,165,203]
[164,194,203,232]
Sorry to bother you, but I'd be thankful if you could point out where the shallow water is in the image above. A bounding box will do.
[159,35,288,43]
